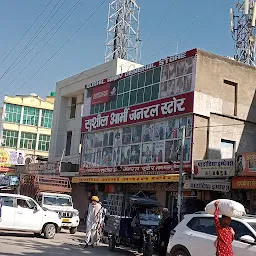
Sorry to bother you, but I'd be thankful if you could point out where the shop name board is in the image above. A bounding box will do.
[86,49,197,89]
[194,159,235,178]
[79,163,191,176]
[127,182,178,192]
[184,180,231,192]
[232,177,256,189]
[82,92,193,132]
[25,162,59,175]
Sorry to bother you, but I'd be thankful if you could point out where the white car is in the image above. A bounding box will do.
[0,193,62,239]
[167,212,256,256]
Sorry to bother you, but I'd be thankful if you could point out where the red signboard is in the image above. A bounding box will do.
[91,83,110,105]
[81,92,194,132]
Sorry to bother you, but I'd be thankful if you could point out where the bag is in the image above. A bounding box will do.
[205,199,246,218]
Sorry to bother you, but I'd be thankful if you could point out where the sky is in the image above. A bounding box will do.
[0,0,235,100]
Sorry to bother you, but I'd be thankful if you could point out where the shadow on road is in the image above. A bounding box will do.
[0,233,139,256]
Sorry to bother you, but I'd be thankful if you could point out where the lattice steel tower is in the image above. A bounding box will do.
[230,0,256,66]
[105,0,140,63]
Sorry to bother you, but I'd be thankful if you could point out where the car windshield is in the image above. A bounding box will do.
[43,195,72,206]
[248,222,256,231]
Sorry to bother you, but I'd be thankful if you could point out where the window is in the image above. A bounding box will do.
[0,196,14,207]
[22,107,39,126]
[38,134,51,151]
[41,110,53,128]
[4,104,21,123]
[222,80,237,116]
[70,97,77,119]
[65,131,72,156]
[20,132,37,150]
[230,220,255,240]
[2,130,18,148]
[187,217,216,235]
[220,139,235,158]
[17,198,37,209]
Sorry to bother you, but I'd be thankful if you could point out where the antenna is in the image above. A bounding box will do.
[105,0,140,63]
[231,0,256,66]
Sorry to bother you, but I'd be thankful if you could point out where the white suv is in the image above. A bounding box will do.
[0,193,62,239]
[167,212,256,256]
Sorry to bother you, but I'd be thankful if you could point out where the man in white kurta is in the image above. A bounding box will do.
[85,196,101,247]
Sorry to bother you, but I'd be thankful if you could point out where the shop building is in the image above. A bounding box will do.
[50,48,256,217]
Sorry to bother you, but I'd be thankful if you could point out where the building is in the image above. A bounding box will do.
[1,93,55,165]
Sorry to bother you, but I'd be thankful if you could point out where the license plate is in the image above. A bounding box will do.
[62,218,70,223]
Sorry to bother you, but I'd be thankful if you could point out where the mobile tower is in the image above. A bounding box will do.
[230,0,256,66]
[105,0,140,63]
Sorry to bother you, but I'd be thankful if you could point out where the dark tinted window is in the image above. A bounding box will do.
[187,217,216,236]
[230,220,255,240]
[0,196,14,207]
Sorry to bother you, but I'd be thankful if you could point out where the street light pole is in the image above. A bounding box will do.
[177,126,185,223]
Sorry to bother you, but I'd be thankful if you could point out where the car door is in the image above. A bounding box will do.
[230,220,256,256]
[186,216,216,256]
[14,198,43,231]
[0,196,16,229]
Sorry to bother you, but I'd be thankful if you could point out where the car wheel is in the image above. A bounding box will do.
[44,224,56,239]
[70,227,77,234]
[172,250,189,256]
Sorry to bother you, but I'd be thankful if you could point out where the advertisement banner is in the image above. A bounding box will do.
[72,174,179,184]
[232,176,256,189]
[24,162,60,175]
[82,92,194,132]
[193,159,235,178]
[235,152,256,176]
[0,149,25,167]
[184,179,231,192]
[91,83,110,105]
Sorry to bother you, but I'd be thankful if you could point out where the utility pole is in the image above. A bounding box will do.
[177,126,185,223]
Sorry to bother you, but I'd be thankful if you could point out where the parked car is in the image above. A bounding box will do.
[0,193,62,239]
[167,211,256,256]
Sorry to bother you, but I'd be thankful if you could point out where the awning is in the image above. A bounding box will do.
[72,174,179,184]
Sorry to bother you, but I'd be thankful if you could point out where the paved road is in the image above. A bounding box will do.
[0,230,140,256]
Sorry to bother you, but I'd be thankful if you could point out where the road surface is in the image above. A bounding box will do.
[0,230,141,256]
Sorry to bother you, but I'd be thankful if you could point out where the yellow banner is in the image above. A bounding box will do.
[72,174,179,184]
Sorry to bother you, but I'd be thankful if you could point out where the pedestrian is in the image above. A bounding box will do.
[214,200,235,256]
[84,196,101,248]
[158,208,172,256]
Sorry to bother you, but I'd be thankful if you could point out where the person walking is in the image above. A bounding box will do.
[84,196,101,248]
[158,208,172,256]
[214,200,235,256]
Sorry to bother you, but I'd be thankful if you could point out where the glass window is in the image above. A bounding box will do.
[249,223,256,232]
[131,75,138,90]
[20,132,37,150]
[138,73,145,88]
[130,90,137,105]
[230,220,255,240]
[136,88,144,104]
[123,92,129,107]
[187,217,216,236]
[90,105,95,114]
[99,103,104,113]
[145,70,153,86]
[144,86,151,102]
[41,110,53,128]
[2,130,18,148]
[111,100,117,110]
[70,97,77,119]
[38,134,51,151]
[4,104,21,124]
[124,77,131,92]
[118,79,125,94]
[153,67,161,84]
[23,107,39,126]
[151,83,159,100]
[17,198,36,209]
[116,94,123,109]
[65,131,72,156]
[105,102,111,112]
[0,196,14,207]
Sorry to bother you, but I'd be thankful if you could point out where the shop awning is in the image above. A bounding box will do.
[72,174,179,184]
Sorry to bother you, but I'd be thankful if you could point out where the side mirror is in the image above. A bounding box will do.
[33,205,39,212]
[240,235,255,245]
